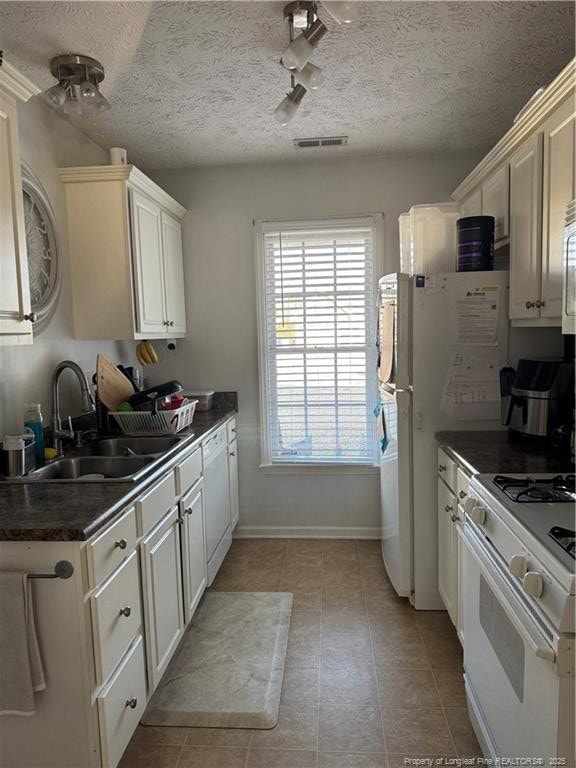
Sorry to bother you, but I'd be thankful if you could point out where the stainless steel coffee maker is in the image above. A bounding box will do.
[502,359,574,438]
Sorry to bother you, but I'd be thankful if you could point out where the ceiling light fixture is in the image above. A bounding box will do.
[274,1,357,126]
[41,54,111,117]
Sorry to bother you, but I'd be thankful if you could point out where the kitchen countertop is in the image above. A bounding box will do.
[0,409,236,543]
[436,430,573,476]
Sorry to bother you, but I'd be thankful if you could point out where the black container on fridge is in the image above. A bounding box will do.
[457,216,495,271]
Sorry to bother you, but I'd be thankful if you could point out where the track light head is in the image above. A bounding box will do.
[293,63,323,90]
[281,18,327,71]
[322,1,358,24]
[274,84,307,126]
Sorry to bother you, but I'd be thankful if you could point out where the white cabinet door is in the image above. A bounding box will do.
[460,189,482,219]
[482,164,510,242]
[130,189,166,335]
[180,482,207,624]
[140,507,184,691]
[509,133,544,320]
[161,211,186,334]
[0,91,33,343]
[228,438,239,530]
[437,478,457,626]
[541,98,575,321]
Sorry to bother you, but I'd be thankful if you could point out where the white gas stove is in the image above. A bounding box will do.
[459,473,575,762]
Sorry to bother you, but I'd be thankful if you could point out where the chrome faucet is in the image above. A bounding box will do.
[50,361,95,455]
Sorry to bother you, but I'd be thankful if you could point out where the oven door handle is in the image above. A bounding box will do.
[459,524,557,664]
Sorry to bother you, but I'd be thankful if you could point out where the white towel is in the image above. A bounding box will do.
[0,572,46,716]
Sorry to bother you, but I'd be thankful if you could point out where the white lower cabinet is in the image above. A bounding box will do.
[97,636,147,768]
[228,438,239,530]
[180,481,207,624]
[437,477,458,626]
[140,506,184,691]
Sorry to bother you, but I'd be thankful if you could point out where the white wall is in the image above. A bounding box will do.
[150,152,486,536]
[0,97,133,438]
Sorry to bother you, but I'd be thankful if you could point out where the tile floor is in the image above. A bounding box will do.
[120,539,481,768]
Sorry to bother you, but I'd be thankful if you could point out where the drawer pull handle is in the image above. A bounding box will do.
[119,606,131,617]
[451,514,458,523]
[185,507,193,516]
[114,539,128,550]
[229,451,236,457]
[444,504,453,513]
[126,697,138,709]
[459,490,467,499]
[438,464,446,472]
[525,300,535,309]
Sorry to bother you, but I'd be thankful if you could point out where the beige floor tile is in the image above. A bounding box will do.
[381,708,455,755]
[286,539,325,558]
[414,611,455,636]
[320,663,380,705]
[291,590,322,611]
[356,539,383,559]
[322,607,369,633]
[323,569,364,592]
[369,615,420,643]
[321,630,374,669]
[209,571,244,591]
[118,743,181,768]
[432,669,467,708]
[250,704,319,750]
[318,753,387,768]
[241,572,283,591]
[318,703,385,753]
[372,637,430,669]
[422,634,463,670]
[376,668,442,708]
[366,593,416,617]
[322,540,359,562]
[247,748,317,767]
[322,587,366,611]
[280,666,320,704]
[178,745,249,767]
[444,708,482,756]
[131,724,189,746]
[286,611,322,666]
[185,728,253,747]
[281,566,322,593]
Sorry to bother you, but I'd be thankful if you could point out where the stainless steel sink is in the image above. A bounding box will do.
[10,456,156,483]
[76,436,181,457]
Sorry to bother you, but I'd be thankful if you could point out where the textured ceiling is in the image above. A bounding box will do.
[0,1,574,168]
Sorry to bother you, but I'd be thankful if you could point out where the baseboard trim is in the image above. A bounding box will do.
[234,525,381,540]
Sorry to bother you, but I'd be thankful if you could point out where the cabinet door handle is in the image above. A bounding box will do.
[23,312,37,322]
[114,538,128,550]
[535,300,545,309]
[126,697,138,709]
[119,606,131,617]
[232,427,237,433]
[229,451,236,457]
[525,301,535,309]
[169,320,175,326]
[451,514,459,523]
[459,490,467,499]
[438,464,446,472]
[444,504,453,513]
[185,507,193,515]
[163,320,170,326]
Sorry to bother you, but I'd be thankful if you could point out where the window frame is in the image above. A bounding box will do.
[255,214,384,470]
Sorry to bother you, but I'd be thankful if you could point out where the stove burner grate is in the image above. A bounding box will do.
[493,474,576,503]
[549,526,576,559]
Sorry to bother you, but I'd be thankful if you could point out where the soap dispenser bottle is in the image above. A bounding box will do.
[24,403,45,466]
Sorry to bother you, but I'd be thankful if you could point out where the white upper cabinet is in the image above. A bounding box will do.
[130,190,166,335]
[161,211,187,335]
[541,98,575,319]
[59,165,187,340]
[0,61,39,345]
[509,132,543,320]
[482,164,510,242]
[452,58,575,328]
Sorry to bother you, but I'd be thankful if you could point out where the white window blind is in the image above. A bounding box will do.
[257,217,379,465]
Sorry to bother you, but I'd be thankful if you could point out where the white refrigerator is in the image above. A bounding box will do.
[377,271,509,609]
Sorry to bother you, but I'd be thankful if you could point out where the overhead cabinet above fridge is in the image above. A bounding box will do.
[59,165,187,340]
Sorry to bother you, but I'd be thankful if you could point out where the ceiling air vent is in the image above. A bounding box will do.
[293,136,348,150]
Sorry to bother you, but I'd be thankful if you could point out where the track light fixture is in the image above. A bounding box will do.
[274,1,357,125]
[41,54,111,117]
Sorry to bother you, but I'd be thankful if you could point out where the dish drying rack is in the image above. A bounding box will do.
[109,400,198,436]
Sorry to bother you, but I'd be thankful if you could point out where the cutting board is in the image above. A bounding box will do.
[96,354,135,411]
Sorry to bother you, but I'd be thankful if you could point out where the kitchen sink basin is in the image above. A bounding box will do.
[11,456,156,483]
[77,436,181,457]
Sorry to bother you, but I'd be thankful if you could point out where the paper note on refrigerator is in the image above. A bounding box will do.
[442,351,501,420]
[453,285,500,346]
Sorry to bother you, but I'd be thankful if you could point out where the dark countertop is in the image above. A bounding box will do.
[436,430,573,476]
[0,409,235,543]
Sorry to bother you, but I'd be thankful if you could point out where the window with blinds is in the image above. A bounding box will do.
[256,217,379,465]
